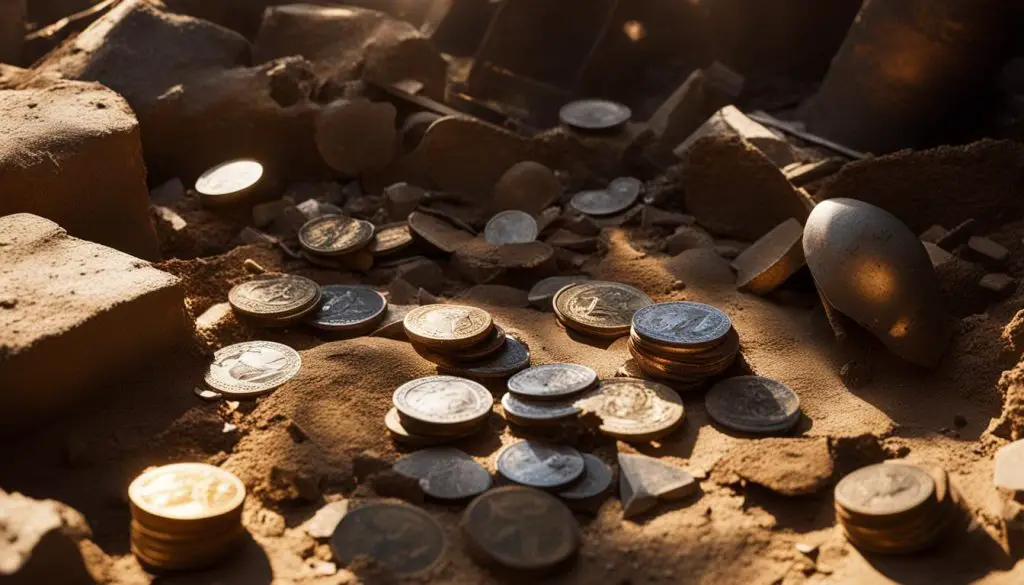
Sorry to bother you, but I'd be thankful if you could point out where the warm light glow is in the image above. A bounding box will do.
[623,20,646,42]
[888,317,910,338]
[854,259,895,303]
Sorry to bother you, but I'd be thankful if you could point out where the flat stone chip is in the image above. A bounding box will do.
[554,281,653,334]
[228,275,321,318]
[330,502,447,577]
[404,304,493,348]
[368,223,413,256]
[559,454,613,502]
[705,376,800,434]
[559,99,632,131]
[440,337,531,379]
[303,501,350,539]
[507,363,597,400]
[309,285,387,331]
[484,210,539,245]
[835,463,936,518]
[618,453,696,518]
[731,218,806,294]
[195,159,263,196]
[575,378,684,441]
[393,448,492,500]
[193,386,222,401]
[496,441,585,489]
[393,376,493,426]
[408,211,475,254]
[298,215,375,256]
[501,392,581,424]
[528,275,590,308]
[462,487,580,571]
[994,439,1024,492]
[204,341,301,397]
[632,301,732,348]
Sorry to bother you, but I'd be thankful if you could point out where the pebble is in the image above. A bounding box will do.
[967,236,1009,264]
[618,453,696,518]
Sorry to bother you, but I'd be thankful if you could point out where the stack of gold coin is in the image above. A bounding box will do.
[128,463,246,571]
[627,301,738,390]
[228,274,322,327]
[835,462,959,555]
[298,214,376,268]
[389,375,494,444]
[552,281,653,339]
[404,304,509,368]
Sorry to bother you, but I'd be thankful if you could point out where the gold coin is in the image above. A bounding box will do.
[129,463,246,532]
[299,215,375,257]
[574,378,685,442]
[413,326,508,365]
[404,305,494,349]
[553,281,652,338]
[835,463,935,519]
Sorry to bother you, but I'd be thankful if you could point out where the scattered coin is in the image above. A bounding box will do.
[528,275,590,309]
[195,159,264,206]
[308,285,387,332]
[559,99,632,132]
[204,341,301,397]
[228,274,321,321]
[705,376,801,434]
[569,179,640,217]
[461,486,580,571]
[298,215,375,257]
[484,210,539,245]
[438,337,531,379]
[330,502,447,577]
[554,281,653,338]
[507,363,597,401]
[558,454,614,510]
[393,448,492,500]
[496,441,585,490]
[500,392,581,426]
[404,304,494,350]
[632,302,732,348]
[575,378,685,442]
[995,439,1024,492]
[367,222,414,256]
[393,376,493,436]
[618,453,696,518]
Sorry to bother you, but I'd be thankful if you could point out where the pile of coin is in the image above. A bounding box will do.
[389,375,493,444]
[500,363,597,427]
[228,274,322,327]
[404,304,530,378]
[128,463,246,570]
[298,214,376,266]
[553,281,652,339]
[628,301,739,390]
[835,462,959,554]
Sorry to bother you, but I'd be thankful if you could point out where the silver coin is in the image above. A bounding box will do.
[632,301,732,347]
[228,274,321,318]
[195,159,263,196]
[496,441,585,490]
[393,448,492,500]
[484,211,538,245]
[569,187,635,217]
[558,454,613,502]
[559,99,632,131]
[393,376,493,426]
[309,285,387,331]
[500,393,581,425]
[204,341,301,397]
[528,275,590,308]
[507,364,597,400]
[705,376,801,434]
[439,338,531,379]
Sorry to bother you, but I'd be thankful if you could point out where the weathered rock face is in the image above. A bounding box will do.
[0,0,25,65]
[0,80,160,259]
[0,490,96,585]
[0,214,188,434]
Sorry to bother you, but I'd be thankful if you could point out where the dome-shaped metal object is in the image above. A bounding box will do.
[803,198,950,367]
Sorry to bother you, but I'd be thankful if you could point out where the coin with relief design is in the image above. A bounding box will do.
[298,214,375,257]
[368,222,413,256]
[404,304,494,349]
[393,376,493,428]
[632,301,732,348]
[308,285,387,332]
[128,463,246,530]
[228,274,321,318]
[507,363,597,400]
[705,376,800,434]
[331,502,447,577]
[574,378,684,441]
[496,441,585,489]
[554,281,652,337]
[204,341,301,397]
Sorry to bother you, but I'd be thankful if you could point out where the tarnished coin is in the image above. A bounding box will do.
[559,99,632,131]
[308,285,387,332]
[559,454,614,504]
[484,210,539,245]
[528,275,590,308]
[228,275,321,318]
[129,463,245,529]
[331,502,447,577]
[393,376,493,427]
[439,337,531,379]
[575,378,685,441]
[705,376,801,434]
[393,448,492,500]
[632,302,732,348]
[385,408,481,446]
[204,341,301,397]
[404,304,493,349]
[554,281,653,337]
[368,222,413,256]
[496,441,585,489]
[507,363,597,400]
[195,159,263,203]
[835,463,936,519]
[501,392,581,426]
[298,215,375,257]
[462,486,580,571]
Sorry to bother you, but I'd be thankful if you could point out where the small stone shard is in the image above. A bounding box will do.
[922,241,954,268]
[663,225,715,256]
[919,224,949,244]
[302,500,351,539]
[618,453,697,519]
[967,236,1009,266]
[731,218,805,295]
[980,273,1015,297]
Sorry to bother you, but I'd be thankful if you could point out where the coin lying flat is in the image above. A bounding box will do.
[195,159,263,205]
[385,408,482,446]
[308,285,387,332]
[204,341,301,397]
[228,275,321,319]
[484,210,539,245]
[554,281,653,337]
[462,486,580,571]
[632,302,732,348]
[298,215,375,257]
[705,376,801,434]
[569,186,633,217]
[560,99,632,131]
[331,502,447,577]
[558,454,613,506]
[528,275,590,309]
[404,305,494,349]
[368,222,414,256]
[393,448,492,501]
[575,378,685,442]
[393,376,493,428]
[501,392,581,426]
[507,363,597,400]
[835,463,936,519]
[128,463,245,534]
[438,337,531,379]
[497,441,585,490]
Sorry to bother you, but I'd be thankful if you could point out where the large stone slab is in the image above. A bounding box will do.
[0,214,188,433]
[0,80,160,259]
[0,490,95,585]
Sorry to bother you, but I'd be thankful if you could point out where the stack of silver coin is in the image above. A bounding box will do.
[388,376,494,445]
[500,364,597,427]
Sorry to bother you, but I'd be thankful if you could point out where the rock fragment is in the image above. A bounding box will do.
[674,105,798,168]
[718,438,833,496]
[491,161,562,215]
[315,99,397,176]
[451,239,556,284]
[641,206,695,229]
[731,218,805,295]
[980,273,1015,297]
[408,211,474,254]
[384,182,426,220]
[663,225,715,256]
[0,490,95,585]
[967,236,1009,266]
[618,453,697,518]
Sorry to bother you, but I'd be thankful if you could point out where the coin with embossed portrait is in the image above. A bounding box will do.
[393,375,493,435]
[204,341,301,397]
[404,304,494,349]
[496,441,585,490]
[298,214,375,257]
[229,274,321,320]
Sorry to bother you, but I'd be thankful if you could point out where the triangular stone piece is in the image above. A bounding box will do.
[618,453,696,519]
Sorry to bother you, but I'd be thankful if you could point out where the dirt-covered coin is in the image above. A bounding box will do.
[575,378,684,441]
[330,502,447,577]
[507,363,597,400]
[705,376,801,434]
[528,275,590,308]
[835,463,936,519]
[204,341,301,397]
[308,285,387,332]
[496,441,585,489]
[558,454,614,505]
[500,392,581,426]
[559,99,632,131]
[228,275,321,318]
[393,376,493,427]
[195,159,263,202]
[368,222,413,256]
[393,448,492,500]
[404,304,493,349]
[632,301,732,348]
[439,337,531,379]
[484,210,539,245]
[461,486,580,571]
[554,281,653,337]
[298,215,375,257]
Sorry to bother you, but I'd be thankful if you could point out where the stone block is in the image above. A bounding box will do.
[0,214,188,433]
[0,490,95,585]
